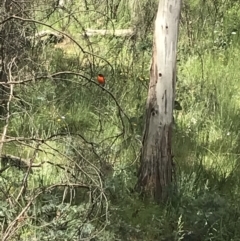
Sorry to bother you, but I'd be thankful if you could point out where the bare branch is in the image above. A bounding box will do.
[0,59,15,156]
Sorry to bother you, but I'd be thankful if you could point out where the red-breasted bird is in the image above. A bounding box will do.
[97,74,105,87]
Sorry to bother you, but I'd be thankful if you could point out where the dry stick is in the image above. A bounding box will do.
[0,59,15,157]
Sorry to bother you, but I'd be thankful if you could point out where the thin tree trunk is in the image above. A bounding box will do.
[0,0,33,156]
[136,0,182,202]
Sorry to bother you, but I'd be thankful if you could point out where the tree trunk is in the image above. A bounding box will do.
[0,0,34,156]
[136,0,182,202]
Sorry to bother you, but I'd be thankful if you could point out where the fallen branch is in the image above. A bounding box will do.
[84,28,135,37]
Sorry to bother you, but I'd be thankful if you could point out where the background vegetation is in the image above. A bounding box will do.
[1,0,240,240]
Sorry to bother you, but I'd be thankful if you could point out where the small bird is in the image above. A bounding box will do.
[97,74,105,87]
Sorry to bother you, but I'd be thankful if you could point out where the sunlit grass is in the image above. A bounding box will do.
[175,46,240,182]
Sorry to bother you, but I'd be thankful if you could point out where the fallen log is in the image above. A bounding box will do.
[84,28,135,37]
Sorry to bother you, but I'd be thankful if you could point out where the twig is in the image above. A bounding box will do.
[0,59,15,157]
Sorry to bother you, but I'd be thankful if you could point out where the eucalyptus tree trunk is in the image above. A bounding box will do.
[136,0,182,202]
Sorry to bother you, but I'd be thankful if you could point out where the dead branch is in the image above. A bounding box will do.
[0,59,15,157]
[84,28,135,37]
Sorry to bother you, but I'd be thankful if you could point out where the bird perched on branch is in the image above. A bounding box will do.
[97,74,105,87]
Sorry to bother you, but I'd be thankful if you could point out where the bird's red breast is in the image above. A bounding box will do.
[97,74,105,86]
